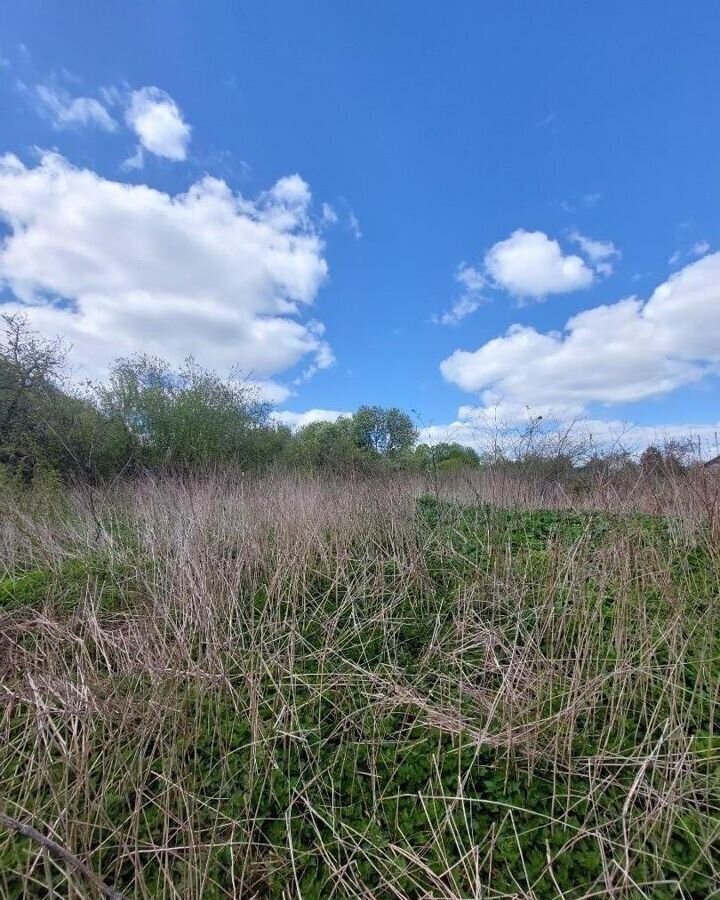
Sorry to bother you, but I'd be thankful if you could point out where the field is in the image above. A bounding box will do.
[0,471,719,898]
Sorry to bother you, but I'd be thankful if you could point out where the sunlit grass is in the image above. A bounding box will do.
[0,470,718,898]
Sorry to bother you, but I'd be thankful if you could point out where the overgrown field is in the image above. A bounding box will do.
[0,473,719,898]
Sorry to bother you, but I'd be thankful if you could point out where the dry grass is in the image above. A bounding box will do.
[0,469,718,898]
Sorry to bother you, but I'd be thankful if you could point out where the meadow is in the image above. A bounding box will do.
[0,468,719,898]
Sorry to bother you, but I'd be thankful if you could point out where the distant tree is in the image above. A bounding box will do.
[660,438,694,474]
[0,313,68,476]
[516,451,576,481]
[640,445,664,476]
[290,418,360,471]
[580,450,636,477]
[640,442,688,478]
[97,355,272,468]
[41,388,136,479]
[414,442,480,472]
[352,405,417,457]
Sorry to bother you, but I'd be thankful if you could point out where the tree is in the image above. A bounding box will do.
[414,441,480,472]
[289,418,360,471]
[639,442,688,478]
[97,355,273,468]
[352,405,417,457]
[0,313,68,476]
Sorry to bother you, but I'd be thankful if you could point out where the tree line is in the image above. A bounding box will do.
[2,313,701,487]
[0,314,482,482]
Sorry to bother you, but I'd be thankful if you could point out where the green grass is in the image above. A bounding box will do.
[0,554,143,614]
[0,479,719,898]
[0,568,51,610]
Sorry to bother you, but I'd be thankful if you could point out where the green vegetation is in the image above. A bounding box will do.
[1,313,424,481]
[1,474,718,898]
[2,308,719,897]
[1,312,699,494]
[0,555,140,614]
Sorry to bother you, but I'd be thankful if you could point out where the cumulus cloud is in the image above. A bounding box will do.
[25,83,117,131]
[440,251,720,412]
[485,229,595,299]
[125,86,191,161]
[434,294,483,327]
[121,146,145,171]
[272,408,351,429]
[244,379,294,404]
[438,228,617,317]
[0,152,332,382]
[568,230,620,276]
[321,202,338,225]
[271,174,311,207]
[418,408,720,457]
[433,263,486,325]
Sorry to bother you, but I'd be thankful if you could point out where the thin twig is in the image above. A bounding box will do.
[0,811,127,900]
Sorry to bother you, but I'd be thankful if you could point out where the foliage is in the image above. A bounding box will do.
[287,417,362,470]
[289,408,422,471]
[0,476,718,897]
[352,404,418,457]
[0,554,141,613]
[640,442,689,477]
[0,316,708,488]
[0,313,69,478]
[96,354,274,468]
[414,441,481,472]
[0,318,433,479]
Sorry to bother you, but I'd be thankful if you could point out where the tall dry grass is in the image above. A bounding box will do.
[0,468,718,898]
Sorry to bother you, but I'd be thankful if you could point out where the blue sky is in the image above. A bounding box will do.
[1,1,720,450]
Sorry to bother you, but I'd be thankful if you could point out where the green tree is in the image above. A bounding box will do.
[41,388,135,479]
[414,441,480,472]
[97,355,273,468]
[352,405,417,457]
[0,313,68,477]
[289,418,360,471]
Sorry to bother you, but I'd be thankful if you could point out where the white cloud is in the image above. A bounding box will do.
[559,193,602,214]
[271,174,311,208]
[272,408,350,429]
[456,262,485,293]
[125,87,191,161]
[28,83,117,131]
[292,335,336,386]
[669,240,711,266]
[568,229,620,276]
[244,379,293,404]
[321,202,338,225]
[0,152,332,381]
[121,146,144,171]
[485,229,595,299]
[433,263,486,326]
[440,251,720,412]
[434,294,483,327]
[438,228,616,318]
[348,211,362,239]
[418,409,720,457]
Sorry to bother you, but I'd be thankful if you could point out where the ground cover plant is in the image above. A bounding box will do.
[0,470,719,898]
